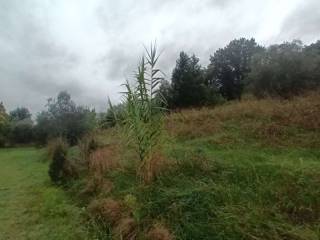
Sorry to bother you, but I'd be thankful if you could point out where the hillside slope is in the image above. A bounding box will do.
[79,92,320,240]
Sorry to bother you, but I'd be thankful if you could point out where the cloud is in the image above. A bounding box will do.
[279,0,320,43]
[0,0,318,115]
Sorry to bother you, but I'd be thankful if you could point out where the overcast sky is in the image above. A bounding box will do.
[1,0,319,114]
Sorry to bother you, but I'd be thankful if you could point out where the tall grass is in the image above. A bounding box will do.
[167,90,320,147]
[110,44,167,182]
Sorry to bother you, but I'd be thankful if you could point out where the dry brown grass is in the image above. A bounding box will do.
[78,133,98,165]
[89,144,120,175]
[87,197,138,239]
[87,198,123,225]
[146,223,174,240]
[166,91,320,146]
[114,217,137,240]
[139,152,169,184]
[80,174,113,196]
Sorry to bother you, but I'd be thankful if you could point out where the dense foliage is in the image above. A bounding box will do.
[158,38,320,109]
[207,38,263,100]
[8,107,34,144]
[34,91,96,145]
[249,40,320,98]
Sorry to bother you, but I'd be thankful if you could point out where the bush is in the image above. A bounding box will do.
[48,138,74,184]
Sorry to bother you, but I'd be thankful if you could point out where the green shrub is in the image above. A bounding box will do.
[48,138,69,184]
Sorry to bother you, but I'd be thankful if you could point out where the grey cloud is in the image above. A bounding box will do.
[99,47,138,81]
[280,0,320,43]
[0,0,319,115]
[0,0,85,114]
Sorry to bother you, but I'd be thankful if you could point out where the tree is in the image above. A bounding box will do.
[303,40,320,86]
[207,38,263,100]
[248,40,318,98]
[34,111,53,145]
[157,80,173,108]
[9,107,31,121]
[171,52,206,107]
[8,107,33,144]
[34,91,96,145]
[0,102,9,147]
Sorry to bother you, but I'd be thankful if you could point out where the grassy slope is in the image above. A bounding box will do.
[0,148,90,240]
[89,93,320,239]
[2,97,318,239]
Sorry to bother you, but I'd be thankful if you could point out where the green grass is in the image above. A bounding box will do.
[105,141,320,239]
[1,93,320,239]
[91,117,320,240]
[0,148,92,240]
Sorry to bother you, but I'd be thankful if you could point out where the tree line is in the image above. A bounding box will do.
[0,38,319,147]
[0,91,96,147]
[161,38,320,108]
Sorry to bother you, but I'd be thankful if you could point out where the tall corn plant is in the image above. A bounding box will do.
[109,44,167,182]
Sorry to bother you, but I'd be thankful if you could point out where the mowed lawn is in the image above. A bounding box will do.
[0,148,88,240]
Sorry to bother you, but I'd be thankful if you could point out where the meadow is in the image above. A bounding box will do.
[0,92,319,239]
[1,3,319,239]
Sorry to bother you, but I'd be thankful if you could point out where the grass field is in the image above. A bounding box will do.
[0,148,91,240]
[98,136,320,239]
[82,93,320,239]
[1,93,320,239]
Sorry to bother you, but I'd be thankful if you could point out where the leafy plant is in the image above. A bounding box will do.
[48,138,77,184]
[110,44,167,182]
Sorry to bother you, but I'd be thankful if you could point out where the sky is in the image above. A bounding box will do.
[0,0,319,115]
